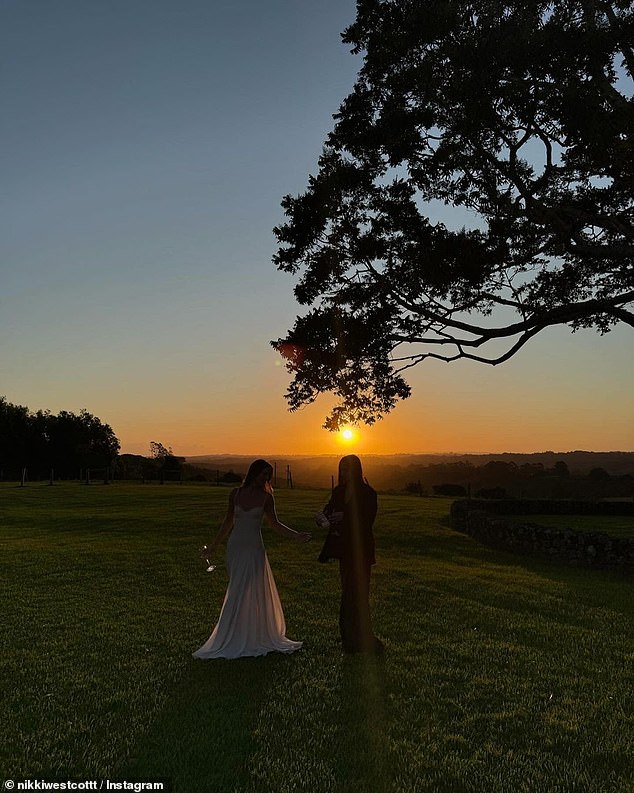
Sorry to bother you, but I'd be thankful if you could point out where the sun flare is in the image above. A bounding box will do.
[340,427,355,443]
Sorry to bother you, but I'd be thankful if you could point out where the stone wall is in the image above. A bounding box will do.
[450,499,634,572]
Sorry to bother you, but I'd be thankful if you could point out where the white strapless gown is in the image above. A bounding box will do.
[193,503,302,659]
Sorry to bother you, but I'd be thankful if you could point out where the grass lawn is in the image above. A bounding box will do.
[1,483,632,792]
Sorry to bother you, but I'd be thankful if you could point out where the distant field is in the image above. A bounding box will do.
[1,483,632,792]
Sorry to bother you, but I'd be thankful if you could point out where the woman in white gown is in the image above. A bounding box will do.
[193,459,311,660]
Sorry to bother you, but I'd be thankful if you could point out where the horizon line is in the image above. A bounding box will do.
[120,449,634,458]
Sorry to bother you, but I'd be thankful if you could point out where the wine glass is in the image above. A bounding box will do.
[314,511,331,529]
[201,545,217,573]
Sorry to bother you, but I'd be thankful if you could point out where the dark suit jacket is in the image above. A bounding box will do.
[319,483,377,565]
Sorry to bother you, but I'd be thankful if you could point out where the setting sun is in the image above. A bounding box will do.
[340,427,355,442]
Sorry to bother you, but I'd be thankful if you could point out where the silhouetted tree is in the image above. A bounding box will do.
[149,440,184,476]
[0,398,36,473]
[273,0,634,429]
[482,460,518,485]
[553,460,571,478]
[475,487,508,499]
[0,397,120,478]
[221,470,243,484]
[433,483,468,496]
[46,409,120,476]
[519,462,546,478]
[149,441,172,461]
[588,466,611,482]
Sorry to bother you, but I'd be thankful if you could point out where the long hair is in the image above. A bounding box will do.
[243,458,274,493]
[338,454,365,489]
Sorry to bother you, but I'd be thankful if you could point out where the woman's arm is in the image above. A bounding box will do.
[264,494,311,542]
[201,489,236,556]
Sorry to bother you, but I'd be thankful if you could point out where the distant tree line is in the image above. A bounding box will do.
[118,447,244,484]
[0,396,120,480]
[115,444,184,483]
[404,459,634,500]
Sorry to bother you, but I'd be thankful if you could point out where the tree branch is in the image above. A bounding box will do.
[610,306,634,327]
[599,1,634,79]
[392,324,544,368]
[387,291,634,348]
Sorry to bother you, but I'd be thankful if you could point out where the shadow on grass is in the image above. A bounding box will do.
[404,511,632,587]
[379,511,496,569]
[377,509,634,639]
[436,514,634,606]
[330,654,393,792]
[119,654,283,793]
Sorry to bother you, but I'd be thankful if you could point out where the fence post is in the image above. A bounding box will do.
[49,468,54,486]
[21,467,27,487]
[86,469,91,485]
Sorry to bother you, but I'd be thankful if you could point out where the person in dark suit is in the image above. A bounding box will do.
[318,454,383,654]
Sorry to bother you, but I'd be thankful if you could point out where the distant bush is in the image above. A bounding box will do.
[404,481,426,496]
[475,487,508,499]
[433,483,467,497]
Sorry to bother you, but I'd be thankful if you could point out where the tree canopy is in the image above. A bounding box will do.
[273,0,634,429]
[0,397,120,478]
[149,440,184,472]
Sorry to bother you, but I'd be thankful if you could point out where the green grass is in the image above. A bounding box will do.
[505,513,634,539]
[1,484,632,792]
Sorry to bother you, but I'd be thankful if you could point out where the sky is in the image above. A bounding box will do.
[2,0,633,457]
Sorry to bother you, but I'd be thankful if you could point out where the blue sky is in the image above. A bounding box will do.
[2,0,633,455]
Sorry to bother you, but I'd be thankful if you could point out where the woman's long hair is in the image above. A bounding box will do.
[338,454,366,489]
[243,458,274,493]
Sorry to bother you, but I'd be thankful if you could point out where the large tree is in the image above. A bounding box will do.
[273,0,633,430]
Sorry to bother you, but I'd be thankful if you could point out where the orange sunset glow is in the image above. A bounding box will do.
[98,322,634,457]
